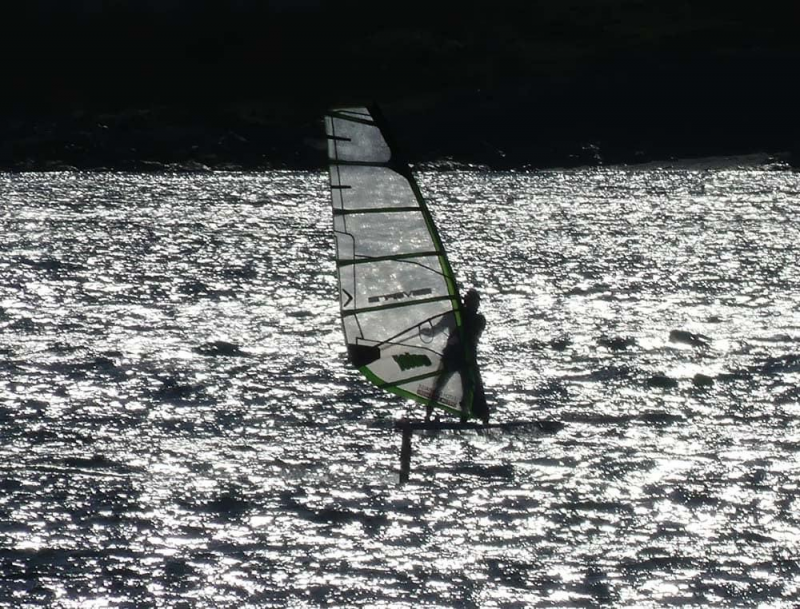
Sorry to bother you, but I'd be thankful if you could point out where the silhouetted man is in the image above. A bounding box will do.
[423,288,488,423]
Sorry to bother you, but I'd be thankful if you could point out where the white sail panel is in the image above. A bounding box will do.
[331,165,418,210]
[333,212,435,257]
[325,116,390,163]
[326,106,474,416]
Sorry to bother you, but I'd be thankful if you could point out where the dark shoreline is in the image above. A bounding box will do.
[2,84,796,173]
[3,1,796,172]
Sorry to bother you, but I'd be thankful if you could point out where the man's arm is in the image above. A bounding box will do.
[420,311,456,338]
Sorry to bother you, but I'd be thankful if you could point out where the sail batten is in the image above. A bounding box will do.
[341,295,457,317]
[336,251,442,267]
[326,105,475,417]
[328,160,392,167]
[333,206,421,215]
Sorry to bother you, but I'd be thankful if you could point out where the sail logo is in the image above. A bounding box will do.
[393,353,432,371]
[369,287,432,304]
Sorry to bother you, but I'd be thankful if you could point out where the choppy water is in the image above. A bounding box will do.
[1,169,799,607]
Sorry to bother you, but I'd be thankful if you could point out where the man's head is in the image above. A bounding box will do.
[464,288,480,311]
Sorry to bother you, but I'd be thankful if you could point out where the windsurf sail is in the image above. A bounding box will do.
[325,105,481,418]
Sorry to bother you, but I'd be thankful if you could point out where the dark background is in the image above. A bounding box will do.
[2,0,798,170]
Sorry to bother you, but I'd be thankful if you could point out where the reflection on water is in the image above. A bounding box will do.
[1,169,799,607]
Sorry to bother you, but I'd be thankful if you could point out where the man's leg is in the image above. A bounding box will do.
[459,367,488,424]
[426,367,451,421]
[473,381,489,424]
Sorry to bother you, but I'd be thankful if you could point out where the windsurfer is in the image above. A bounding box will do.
[422,288,489,423]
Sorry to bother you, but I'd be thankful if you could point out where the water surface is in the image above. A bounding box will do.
[1,169,798,607]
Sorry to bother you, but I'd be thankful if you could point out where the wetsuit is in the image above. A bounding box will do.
[427,306,488,421]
